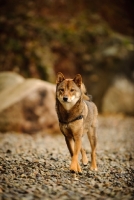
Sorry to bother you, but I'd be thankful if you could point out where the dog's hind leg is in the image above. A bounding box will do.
[87,126,97,171]
[81,147,88,165]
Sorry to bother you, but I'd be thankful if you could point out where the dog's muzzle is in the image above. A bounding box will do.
[63,96,68,102]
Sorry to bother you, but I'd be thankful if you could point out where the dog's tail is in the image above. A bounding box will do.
[81,83,92,101]
[86,94,92,101]
[83,93,92,101]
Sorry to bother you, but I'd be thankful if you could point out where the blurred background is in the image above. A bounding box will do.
[0,0,134,133]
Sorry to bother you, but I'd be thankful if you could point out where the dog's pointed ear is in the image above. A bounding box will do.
[56,72,65,84]
[73,74,82,87]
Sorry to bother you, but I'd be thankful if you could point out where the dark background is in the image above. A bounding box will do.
[0,0,134,112]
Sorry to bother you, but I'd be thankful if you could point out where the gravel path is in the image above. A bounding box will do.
[0,115,134,200]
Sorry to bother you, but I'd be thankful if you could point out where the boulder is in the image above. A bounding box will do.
[0,71,24,92]
[102,77,134,115]
[0,72,59,133]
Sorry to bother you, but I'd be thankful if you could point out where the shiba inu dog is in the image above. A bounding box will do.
[56,72,98,173]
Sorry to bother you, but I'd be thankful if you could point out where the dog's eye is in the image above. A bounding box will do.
[60,89,64,92]
[70,89,74,92]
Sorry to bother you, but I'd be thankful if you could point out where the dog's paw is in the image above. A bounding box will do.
[70,165,77,173]
[70,169,76,173]
[90,166,98,171]
[70,169,82,175]
[83,161,88,166]
[78,171,82,175]
[82,158,88,166]
[70,163,82,174]
[77,163,82,174]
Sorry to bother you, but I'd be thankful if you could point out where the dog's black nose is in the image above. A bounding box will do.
[63,97,68,102]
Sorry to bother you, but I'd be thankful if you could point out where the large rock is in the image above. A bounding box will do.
[0,72,25,92]
[102,77,134,115]
[0,72,59,133]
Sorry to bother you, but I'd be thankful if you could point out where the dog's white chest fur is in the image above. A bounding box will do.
[59,96,79,111]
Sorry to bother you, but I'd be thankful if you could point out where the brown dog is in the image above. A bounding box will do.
[56,72,98,173]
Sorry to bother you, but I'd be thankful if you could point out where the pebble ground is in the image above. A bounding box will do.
[0,115,134,200]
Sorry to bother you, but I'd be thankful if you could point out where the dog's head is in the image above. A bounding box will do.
[56,72,82,110]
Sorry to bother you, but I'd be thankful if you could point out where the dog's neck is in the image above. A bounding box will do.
[56,97,84,123]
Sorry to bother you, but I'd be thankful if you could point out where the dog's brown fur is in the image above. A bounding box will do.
[56,72,98,173]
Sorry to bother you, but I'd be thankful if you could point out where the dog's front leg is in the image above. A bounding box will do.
[70,136,82,173]
[65,136,74,157]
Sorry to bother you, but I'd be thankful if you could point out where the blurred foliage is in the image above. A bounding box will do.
[0,0,133,83]
[0,1,54,81]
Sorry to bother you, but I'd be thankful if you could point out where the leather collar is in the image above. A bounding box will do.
[59,115,83,124]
